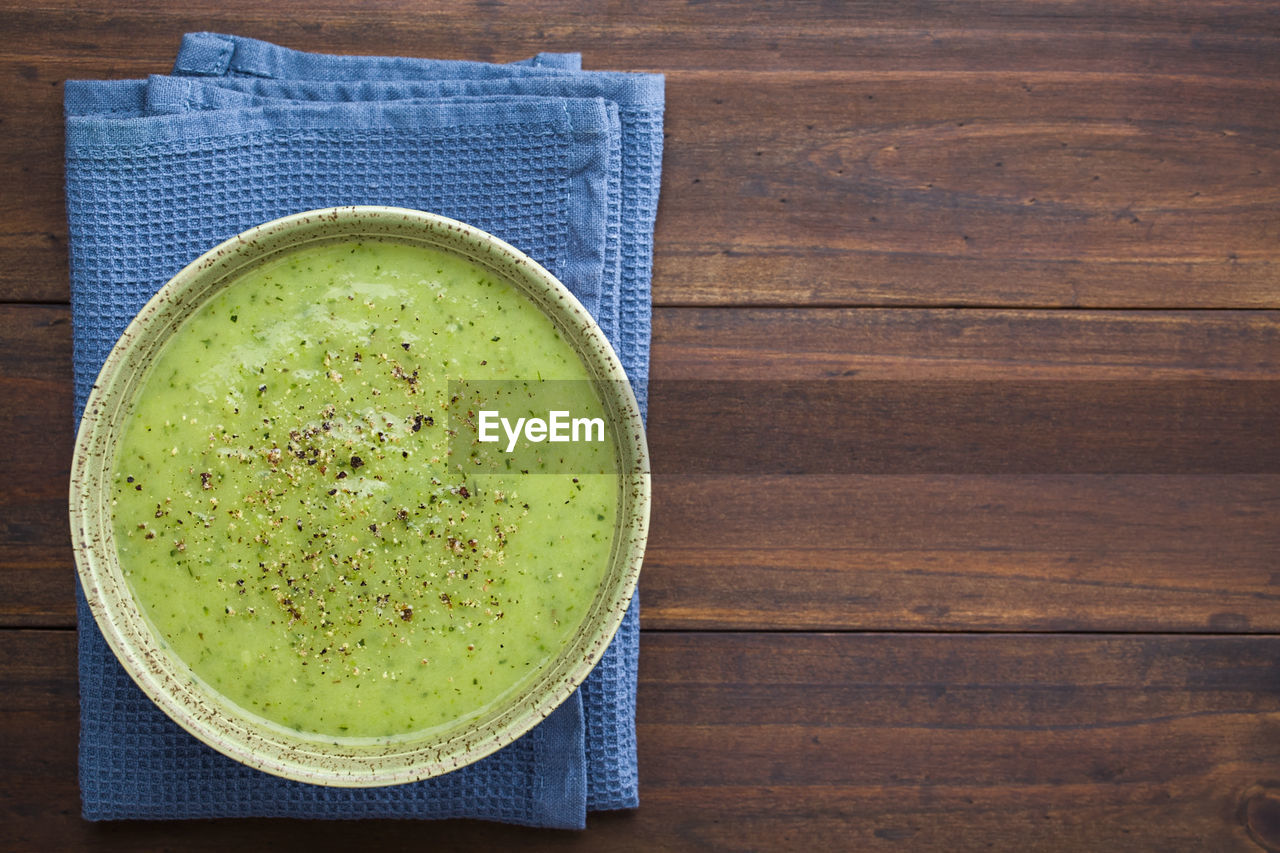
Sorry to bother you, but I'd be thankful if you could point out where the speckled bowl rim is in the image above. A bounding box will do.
[69,206,650,787]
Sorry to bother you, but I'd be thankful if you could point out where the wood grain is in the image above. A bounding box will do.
[658,72,1280,307]
[645,474,1280,631]
[0,305,71,627]
[3,1,1280,75]
[7,305,1277,631]
[647,380,1280,474]
[3,7,1279,306]
[652,308,1280,380]
[6,629,1279,851]
[4,2,1279,847]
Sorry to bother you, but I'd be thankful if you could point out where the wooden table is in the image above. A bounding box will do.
[3,3,1278,850]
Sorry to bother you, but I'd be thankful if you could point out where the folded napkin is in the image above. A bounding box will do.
[65,33,663,828]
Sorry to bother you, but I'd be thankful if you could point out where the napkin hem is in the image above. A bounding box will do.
[176,32,582,79]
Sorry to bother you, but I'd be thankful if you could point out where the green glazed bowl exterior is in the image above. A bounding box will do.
[69,206,650,787]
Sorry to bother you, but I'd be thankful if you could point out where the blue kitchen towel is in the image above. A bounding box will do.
[66,35,663,827]
[172,34,664,812]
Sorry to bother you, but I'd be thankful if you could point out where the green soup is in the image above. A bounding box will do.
[110,240,617,739]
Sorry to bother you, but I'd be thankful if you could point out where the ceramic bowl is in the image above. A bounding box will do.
[69,206,649,786]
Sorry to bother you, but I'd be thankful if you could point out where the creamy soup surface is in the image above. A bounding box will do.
[111,239,616,739]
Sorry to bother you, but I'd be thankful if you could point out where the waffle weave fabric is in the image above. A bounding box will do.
[65,32,663,829]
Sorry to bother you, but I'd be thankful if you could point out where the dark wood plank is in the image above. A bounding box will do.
[645,308,1280,630]
[6,2,1280,849]
[3,9,1279,306]
[646,474,1280,631]
[658,72,1280,308]
[3,1,1280,74]
[648,381,1280,474]
[637,632,1280,852]
[648,313,1280,472]
[7,305,1278,631]
[0,305,72,627]
[6,629,1279,851]
[653,308,1280,380]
